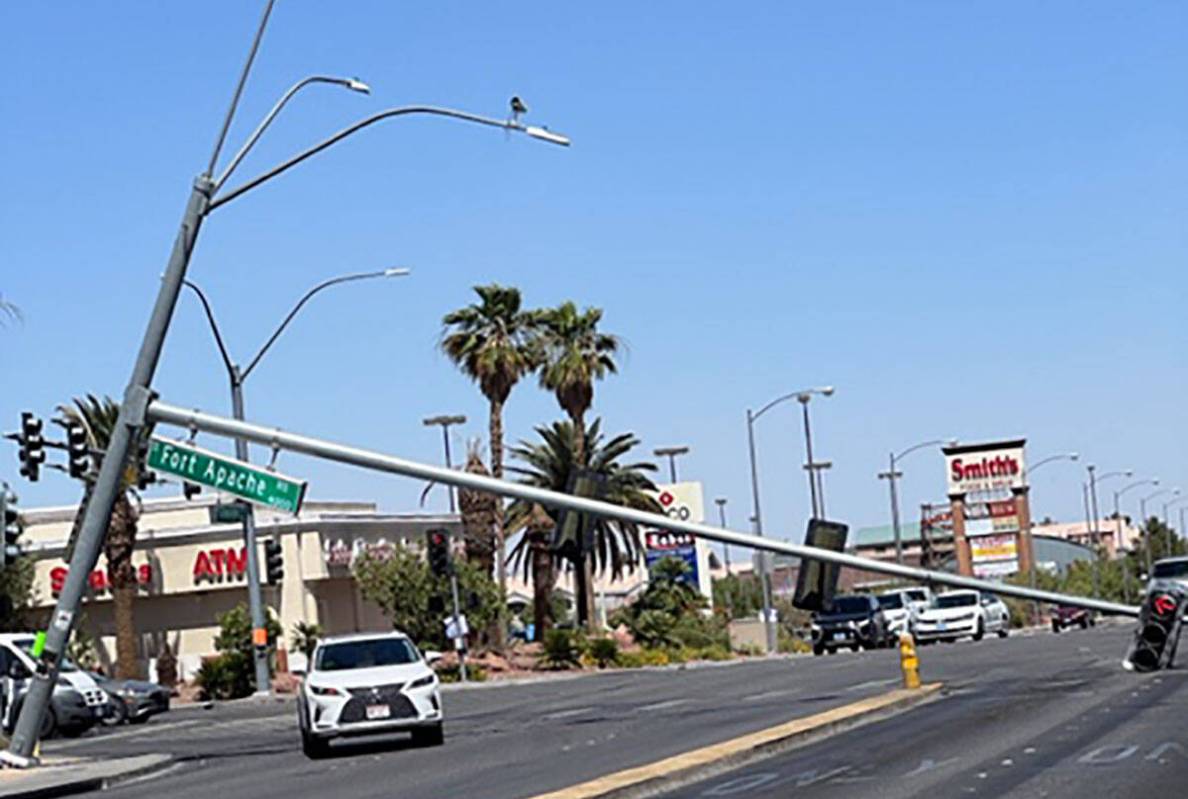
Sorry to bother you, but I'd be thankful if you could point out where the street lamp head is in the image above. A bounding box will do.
[524,125,571,147]
[714,497,727,507]
[1124,469,1134,477]
[383,267,412,277]
[1069,453,1080,461]
[819,386,835,397]
[946,438,959,447]
[423,414,466,427]
[345,78,371,94]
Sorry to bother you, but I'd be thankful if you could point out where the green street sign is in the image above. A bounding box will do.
[147,436,307,514]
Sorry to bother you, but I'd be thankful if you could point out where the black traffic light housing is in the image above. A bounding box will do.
[264,537,284,584]
[792,519,850,612]
[550,470,607,560]
[426,528,453,578]
[1126,589,1187,672]
[64,420,90,480]
[2,486,22,569]
[16,412,46,482]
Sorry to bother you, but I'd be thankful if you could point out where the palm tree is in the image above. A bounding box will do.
[507,419,661,639]
[59,394,152,679]
[440,284,541,645]
[536,302,622,627]
[457,440,498,575]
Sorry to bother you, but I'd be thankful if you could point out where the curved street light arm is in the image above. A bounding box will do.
[1143,489,1174,504]
[1095,470,1133,484]
[240,270,396,380]
[182,280,236,378]
[214,75,371,192]
[894,438,949,463]
[1118,479,1159,498]
[1025,453,1078,476]
[209,105,570,213]
[751,386,832,422]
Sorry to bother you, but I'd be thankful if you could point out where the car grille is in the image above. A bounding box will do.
[339,683,417,724]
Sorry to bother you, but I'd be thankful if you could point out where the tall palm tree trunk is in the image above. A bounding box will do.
[489,398,508,651]
[527,508,555,642]
[567,410,598,632]
[105,495,140,679]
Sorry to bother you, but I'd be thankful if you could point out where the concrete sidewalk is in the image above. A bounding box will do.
[0,753,172,799]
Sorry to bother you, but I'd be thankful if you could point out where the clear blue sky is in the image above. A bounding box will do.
[2,2,1184,543]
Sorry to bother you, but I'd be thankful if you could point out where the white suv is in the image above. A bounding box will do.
[297,632,444,758]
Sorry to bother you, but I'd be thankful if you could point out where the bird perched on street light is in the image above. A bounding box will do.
[509,96,528,123]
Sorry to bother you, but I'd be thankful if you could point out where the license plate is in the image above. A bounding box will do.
[832,632,847,641]
[937,622,947,631]
[366,704,391,720]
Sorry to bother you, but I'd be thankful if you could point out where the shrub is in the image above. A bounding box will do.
[540,629,583,670]
[196,652,253,700]
[632,610,681,649]
[437,663,487,683]
[587,637,619,668]
[688,645,733,662]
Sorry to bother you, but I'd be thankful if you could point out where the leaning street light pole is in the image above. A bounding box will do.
[423,414,467,512]
[654,446,690,483]
[746,386,831,653]
[2,0,569,766]
[1086,466,1132,557]
[183,267,410,695]
[1162,493,1185,528]
[1116,478,1157,551]
[715,497,731,573]
[879,438,956,565]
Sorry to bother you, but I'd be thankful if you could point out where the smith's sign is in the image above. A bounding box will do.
[943,440,1027,495]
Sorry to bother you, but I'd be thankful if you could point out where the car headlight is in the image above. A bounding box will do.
[309,684,345,697]
[408,674,436,690]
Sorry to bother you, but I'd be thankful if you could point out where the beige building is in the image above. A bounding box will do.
[20,494,459,680]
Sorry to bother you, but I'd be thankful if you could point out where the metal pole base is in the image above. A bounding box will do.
[0,750,38,770]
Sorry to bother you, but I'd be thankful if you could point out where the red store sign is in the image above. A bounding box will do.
[193,547,249,583]
[51,564,153,597]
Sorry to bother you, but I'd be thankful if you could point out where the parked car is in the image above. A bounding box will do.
[89,672,171,725]
[1051,605,1095,633]
[297,632,444,758]
[0,634,109,727]
[893,586,936,617]
[0,650,100,739]
[876,592,917,642]
[810,594,889,655]
[915,590,1009,643]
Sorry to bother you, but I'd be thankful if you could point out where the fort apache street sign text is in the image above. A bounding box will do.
[147,436,307,514]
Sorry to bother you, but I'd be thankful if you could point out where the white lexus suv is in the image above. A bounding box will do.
[298,632,444,758]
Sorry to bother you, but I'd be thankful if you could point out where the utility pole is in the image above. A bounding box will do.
[424,415,466,512]
[715,497,731,574]
[878,456,905,564]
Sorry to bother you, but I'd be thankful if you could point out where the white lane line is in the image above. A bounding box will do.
[846,678,898,692]
[742,688,799,702]
[638,699,689,712]
[544,707,594,720]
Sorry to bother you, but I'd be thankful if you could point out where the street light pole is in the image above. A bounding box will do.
[715,497,731,574]
[879,439,954,565]
[423,415,467,512]
[654,446,690,483]
[1141,488,1175,573]
[1020,452,1078,624]
[745,409,776,655]
[184,268,409,695]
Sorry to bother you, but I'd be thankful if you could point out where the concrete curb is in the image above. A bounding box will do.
[523,683,944,799]
[0,753,174,799]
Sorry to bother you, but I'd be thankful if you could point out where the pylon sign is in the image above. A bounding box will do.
[643,482,711,602]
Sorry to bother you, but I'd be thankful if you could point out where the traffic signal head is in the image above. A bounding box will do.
[426,528,452,578]
[264,537,284,584]
[1126,589,1187,672]
[182,481,201,501]
[17,412,45,482]
[2,487,21,568]
[65,421,90,479]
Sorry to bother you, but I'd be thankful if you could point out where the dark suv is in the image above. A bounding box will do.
[811,594,889,655]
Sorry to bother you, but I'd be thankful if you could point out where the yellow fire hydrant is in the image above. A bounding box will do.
[899,632,921,690]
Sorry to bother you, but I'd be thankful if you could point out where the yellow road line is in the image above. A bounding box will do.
[524,683,943,799]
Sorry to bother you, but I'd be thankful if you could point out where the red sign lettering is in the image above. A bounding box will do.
[193,548,249,583]
[50,563,153,597]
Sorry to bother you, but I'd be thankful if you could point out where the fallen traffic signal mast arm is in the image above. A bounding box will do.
[145,399,1139,618]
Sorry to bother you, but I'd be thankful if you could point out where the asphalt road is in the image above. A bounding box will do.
[660,624,1185,799]
[43,624,1147,799]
